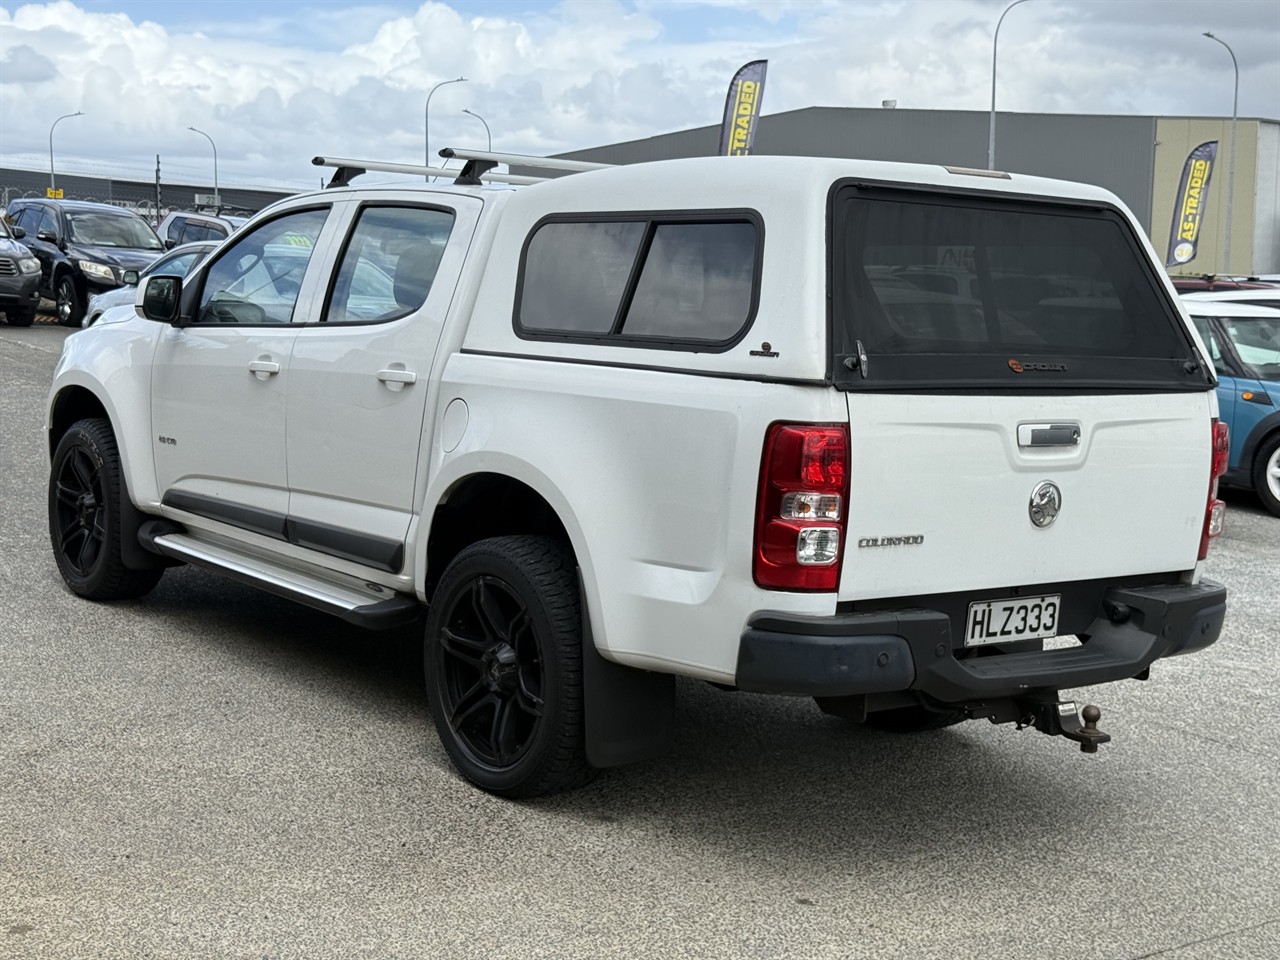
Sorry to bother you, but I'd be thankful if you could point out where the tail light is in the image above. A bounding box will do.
[1198,419,1229,560]
[754,423,850,590]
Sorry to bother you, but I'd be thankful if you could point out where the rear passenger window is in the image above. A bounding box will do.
[323,205,455,324]
[516,214,759,348]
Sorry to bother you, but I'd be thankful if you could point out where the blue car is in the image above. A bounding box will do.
[1182,298,1280,516]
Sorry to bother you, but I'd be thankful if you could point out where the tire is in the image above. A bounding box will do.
[424,536,595,798]
[55,273,83,327]
[863,704,967,733]
[48,418,164,601]
[1253,433,1280,518]
[5,307,34,327]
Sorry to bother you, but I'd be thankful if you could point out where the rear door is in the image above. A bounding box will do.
[283,194,478,572]
[829,186,1215,600]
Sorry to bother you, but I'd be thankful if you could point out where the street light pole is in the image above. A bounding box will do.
[187,126,219,213]
[1203,32,1238,274]
[988,0,1033,170]
[425,77,467,180]
[462,108,491,152]
[49,111,85,193]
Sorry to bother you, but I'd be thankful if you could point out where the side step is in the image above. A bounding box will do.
[139,523,420,630]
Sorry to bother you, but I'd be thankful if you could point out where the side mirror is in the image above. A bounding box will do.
[138,275,182,323]
[164,238,176,250]
[36,229,58,243]
[10,225,25,239]
[122,269,139,286]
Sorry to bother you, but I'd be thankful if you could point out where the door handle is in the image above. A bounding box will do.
[1017,422,1080,447]
[248,359,280,380]
[377,368,417,392]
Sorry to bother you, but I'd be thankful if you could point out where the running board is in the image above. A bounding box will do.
[138,523,420,630]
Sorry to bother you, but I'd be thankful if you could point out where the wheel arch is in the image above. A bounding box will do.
[48,384,111,461]
[423,470,577,602]
[1240,411,1280,472]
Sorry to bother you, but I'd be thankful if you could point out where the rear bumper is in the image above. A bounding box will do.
[736,579,1226,700]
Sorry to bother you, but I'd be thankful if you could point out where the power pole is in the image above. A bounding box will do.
[155,155,163,226]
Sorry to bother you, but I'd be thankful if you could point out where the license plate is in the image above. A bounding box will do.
[964,594,1061,647]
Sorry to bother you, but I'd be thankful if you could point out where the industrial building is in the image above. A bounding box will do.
[557,107,1280,277]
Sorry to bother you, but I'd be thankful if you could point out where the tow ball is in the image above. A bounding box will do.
[1032,700,1111,754]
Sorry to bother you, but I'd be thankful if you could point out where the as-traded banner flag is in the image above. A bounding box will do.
[718,60,768,156]
[1166,141,1218,267]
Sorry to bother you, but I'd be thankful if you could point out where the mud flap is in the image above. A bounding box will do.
[580,582,675,768]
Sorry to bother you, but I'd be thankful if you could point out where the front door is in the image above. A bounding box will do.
[151,205,334,536]
[284,196,478,573]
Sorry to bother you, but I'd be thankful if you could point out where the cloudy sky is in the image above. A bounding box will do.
[1,0,1278,191]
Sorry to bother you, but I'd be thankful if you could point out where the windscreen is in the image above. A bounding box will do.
[830,186,1210,390]
[67,212,164,251]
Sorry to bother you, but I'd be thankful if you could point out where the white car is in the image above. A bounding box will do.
[82,240,219,327]
[1181,287,1280,311]
[45,151,1229,797]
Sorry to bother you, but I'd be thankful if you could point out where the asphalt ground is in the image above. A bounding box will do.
[2,320,1278,960]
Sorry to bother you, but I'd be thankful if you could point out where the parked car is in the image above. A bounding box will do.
[1170,275,1272,294]
[1181,288,1280,312]
[0,216,42,327]
[1181,297,1280,516]
[46,151,1228,797]
[155,211,247,249]
[82,240,219,327]
[7,199,164,326]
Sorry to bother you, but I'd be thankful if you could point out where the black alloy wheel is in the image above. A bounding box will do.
[55,274,82,327]
[48,418,163,600]
[424,536,594,798]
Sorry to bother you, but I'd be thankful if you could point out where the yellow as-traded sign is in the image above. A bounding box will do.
[727,80,760,156]
[1177,158,1212,243]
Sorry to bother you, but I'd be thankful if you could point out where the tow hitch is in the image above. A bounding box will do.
[1029,700,1111,753]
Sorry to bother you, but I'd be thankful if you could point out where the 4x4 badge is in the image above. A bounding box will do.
[1029,480,1062,528]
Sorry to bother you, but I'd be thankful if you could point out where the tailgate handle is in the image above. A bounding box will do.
[1018,423,1080,447]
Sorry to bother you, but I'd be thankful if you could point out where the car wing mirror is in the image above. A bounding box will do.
[122,269,139,286]
[10,225,25,239]
[138,275,182,324]
[36,229,59,243]
[164,238,176,250]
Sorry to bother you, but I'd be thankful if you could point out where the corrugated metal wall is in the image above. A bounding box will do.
[560,107,1159,230]
[0,166,292,221]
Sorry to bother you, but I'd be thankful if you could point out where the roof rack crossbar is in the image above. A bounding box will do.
[310,155,545,187]
[438,147,613,174]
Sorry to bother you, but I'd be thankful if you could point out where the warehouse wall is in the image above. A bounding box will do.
[561,108,1159,230]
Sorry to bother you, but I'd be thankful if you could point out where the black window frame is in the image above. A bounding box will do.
[513,208,764,354]
[826,180,1213,393]
[312,200,458,328]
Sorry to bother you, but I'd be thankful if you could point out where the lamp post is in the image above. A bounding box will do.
[49,111,85,194]
[425,76,467,180]
[187,126,219,213]
[1203,32,1238,274]
[988,0,1034,170]
[462,108,491,152]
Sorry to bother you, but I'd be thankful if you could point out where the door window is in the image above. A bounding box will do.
[1190,317,1229,376]
[323,206,455,324]
[37,208,60,239]
[196,208,328,325]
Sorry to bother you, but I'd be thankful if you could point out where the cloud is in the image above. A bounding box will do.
[0,0,1276,190]
[0,43,58,83]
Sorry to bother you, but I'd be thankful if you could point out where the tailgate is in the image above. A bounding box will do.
[839,391,1211,600]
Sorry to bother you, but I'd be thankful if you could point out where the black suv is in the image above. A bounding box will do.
[7,199,164,326]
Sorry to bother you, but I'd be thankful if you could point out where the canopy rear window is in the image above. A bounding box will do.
[830,186,1210,390]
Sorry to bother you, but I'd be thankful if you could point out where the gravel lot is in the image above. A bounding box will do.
[2,321,1278,960]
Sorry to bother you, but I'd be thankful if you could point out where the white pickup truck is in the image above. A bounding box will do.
[46,149,1229,797]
